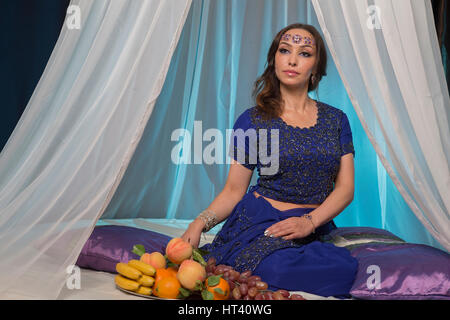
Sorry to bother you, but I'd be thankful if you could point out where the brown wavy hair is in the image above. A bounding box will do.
[252,23,327,120]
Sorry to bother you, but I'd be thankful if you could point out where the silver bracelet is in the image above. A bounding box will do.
[302,213,316,234]
[198,209,219,232]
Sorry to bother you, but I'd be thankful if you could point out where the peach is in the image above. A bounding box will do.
[176,259,206,290]
[165,238,193,265]
[140,252,166,269]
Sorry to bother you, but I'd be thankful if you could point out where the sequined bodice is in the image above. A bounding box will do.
[229,101,355,204]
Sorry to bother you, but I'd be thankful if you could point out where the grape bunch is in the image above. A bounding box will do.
[205,257,306,300]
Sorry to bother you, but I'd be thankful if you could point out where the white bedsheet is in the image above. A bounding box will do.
[57,218,342,300]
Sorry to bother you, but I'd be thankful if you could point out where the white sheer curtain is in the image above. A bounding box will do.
[312,0,450,251]
[0,0,191,299]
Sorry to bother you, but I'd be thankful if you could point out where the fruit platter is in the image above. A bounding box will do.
[114,237,306,300]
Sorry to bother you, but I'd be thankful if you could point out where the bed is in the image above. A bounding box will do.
[60,218,450,300]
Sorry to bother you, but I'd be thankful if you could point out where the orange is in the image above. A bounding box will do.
[154,268,173,285]
[154,276,181,299]
[167,266,178,277]
[206,277,230,300]
[153,268,179,296]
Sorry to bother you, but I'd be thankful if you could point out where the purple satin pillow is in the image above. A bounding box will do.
[326,227,450,300]
[349,243,450,300]
[76,225,171,273]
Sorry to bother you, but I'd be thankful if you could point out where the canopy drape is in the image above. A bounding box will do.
[312,0,450,250]
[0,0,192,299]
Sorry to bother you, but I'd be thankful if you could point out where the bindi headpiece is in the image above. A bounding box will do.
[281,33,315,45]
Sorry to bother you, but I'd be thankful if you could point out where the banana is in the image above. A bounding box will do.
[136,286,152,296]
[128,259,156,276]
[137,274,155,287]
[115,275,140,292]
[116,262,142,280]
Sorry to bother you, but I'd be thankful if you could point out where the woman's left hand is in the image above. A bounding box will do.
[264,217,314,240]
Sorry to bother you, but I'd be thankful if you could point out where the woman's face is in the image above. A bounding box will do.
[274,28,317,90]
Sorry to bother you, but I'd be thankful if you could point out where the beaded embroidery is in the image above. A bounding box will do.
[203,103,354,273]
[200,195,324,273]
[228,101,355,204]
[200,205,252,264]
[233,234,318,272]
[341,141,355,156]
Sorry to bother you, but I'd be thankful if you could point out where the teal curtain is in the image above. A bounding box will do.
[102,0,444,251]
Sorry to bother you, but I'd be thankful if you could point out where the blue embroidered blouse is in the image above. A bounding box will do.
[229,101,355,204]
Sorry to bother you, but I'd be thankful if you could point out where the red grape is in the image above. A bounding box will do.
[239,283,248,296]
[232,287,242,300]
[228,271,238,281]
[290,294,306,300]
[248,275,261,282]
[238,274,248,283]
[248,287,258,298]
[214,266,226,275]
[264,291,274,300]
[254,293,264,300]
[206,257,216,266]
[241,270,252,278]
[255,281,268,290]
[273,291,285,300]
[217,264,232,271]
[277,289,290,298]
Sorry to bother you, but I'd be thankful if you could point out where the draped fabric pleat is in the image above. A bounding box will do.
[312,0,450,250]
[0,0,192,299]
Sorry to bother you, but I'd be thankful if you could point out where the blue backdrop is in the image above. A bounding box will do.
[102,0,445,251]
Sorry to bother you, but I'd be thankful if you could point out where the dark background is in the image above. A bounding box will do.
[0,0,448,152]
[0,0,71,152]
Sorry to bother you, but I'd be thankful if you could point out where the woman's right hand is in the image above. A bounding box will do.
[181,218,205,248]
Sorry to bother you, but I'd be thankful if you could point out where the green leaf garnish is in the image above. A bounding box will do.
[207,275,221,287]
[214,288,225,295]
[193,280,204,291]
[195,248,210,256]
[201,290,214,300]
[179,287,191,298]
[192,248,207,266]
[132,244,145,257]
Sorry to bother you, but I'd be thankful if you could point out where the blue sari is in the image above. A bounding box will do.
[200,188,358,298]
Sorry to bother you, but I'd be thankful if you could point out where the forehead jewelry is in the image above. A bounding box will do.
[281,33,315,45]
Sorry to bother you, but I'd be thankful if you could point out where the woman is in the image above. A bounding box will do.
[181,23,358,298]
